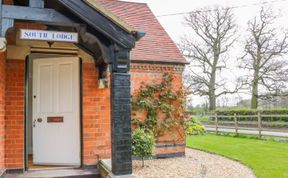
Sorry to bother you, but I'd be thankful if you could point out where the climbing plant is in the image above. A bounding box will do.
[132,73,189,137]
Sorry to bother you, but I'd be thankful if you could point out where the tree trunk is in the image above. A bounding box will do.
[251,89,258,109]
[209,69,216,111]
[209,94,216,111]
[251,71,259,109]
[141,158,144,167]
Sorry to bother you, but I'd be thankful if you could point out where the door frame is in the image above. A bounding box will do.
[24,54,83,170]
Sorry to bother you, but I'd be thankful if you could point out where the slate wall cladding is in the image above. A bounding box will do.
[110,73,132,175]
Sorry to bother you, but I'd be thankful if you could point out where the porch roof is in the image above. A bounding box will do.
[84,0,136,34]
[4,0,186,64]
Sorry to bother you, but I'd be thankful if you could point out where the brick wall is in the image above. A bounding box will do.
[130,63,186,157]
[3,60,113,168]
[2,59,113,169]
[1,2,14,173]
[3,49,185,170]
[5,60,25,169]
[82,62,111,166]
[82,62,186,165]
[131,63,184,91]
[0,3,11,172]
[0,51,6,175]
[2,60,185,170]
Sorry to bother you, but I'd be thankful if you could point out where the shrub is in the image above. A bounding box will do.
[132,128,155,167]
[185,117,205,135]
[215,108,288,116]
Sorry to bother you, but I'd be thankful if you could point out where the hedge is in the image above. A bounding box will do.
[216,108,288,115]
[214,108,288,122]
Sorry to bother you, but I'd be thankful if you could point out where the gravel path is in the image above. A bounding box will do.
[133,148,256,178]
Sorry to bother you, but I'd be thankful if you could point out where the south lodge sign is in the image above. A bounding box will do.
[20,29,78,43]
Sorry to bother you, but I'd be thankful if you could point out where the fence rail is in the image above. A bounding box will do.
[190,112,288,137]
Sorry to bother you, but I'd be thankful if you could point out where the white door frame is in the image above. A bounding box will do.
[25,54,82,169]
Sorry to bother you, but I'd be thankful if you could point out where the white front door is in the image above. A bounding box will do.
[32,56,80,166]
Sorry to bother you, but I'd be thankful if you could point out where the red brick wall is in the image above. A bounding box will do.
[81,62,186,164]
[130,63,186,156]
[3,59,113,168]
[2,60,185,170]
[0,51,6,174]
[5,60,25,169]
[82,62,111,166]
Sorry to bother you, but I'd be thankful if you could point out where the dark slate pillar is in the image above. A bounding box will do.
[110,47,132,175]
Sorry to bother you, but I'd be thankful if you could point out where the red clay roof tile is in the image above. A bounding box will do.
[97,0,187,64]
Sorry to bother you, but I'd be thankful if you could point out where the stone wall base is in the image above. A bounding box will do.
[98,159,137,178]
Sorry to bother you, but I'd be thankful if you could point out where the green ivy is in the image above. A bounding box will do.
[132,73,188,137]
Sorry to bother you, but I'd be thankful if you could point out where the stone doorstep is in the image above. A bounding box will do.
[98,159,136,178]
[0,170,5,178]
[4,168,100,178]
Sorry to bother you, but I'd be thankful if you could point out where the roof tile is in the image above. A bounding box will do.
[97,0,187,64]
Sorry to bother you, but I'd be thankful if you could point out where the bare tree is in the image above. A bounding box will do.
[180,7,239,111]
[240,7,288,109]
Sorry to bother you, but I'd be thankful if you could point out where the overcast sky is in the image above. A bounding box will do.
[125,0,288,106]
[125,0,288,41]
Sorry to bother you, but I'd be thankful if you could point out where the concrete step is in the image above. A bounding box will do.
[4,168,100,178]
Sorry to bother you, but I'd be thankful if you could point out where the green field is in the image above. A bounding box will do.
[186,135,288,178]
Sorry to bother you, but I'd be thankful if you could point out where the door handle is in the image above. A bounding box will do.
[33,118,43,127]
[37,118,43,123]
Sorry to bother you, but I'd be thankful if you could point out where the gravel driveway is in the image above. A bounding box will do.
[133,148,256,178]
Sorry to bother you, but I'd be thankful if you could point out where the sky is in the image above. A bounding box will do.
[124,0,288,106]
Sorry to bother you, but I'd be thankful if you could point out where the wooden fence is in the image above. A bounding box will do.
[191,112,288,137]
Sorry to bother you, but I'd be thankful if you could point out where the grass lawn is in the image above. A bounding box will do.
[186,134,288,178]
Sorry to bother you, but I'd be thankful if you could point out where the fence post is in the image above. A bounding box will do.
[258,112,262,138]
[215,113,218,135]
[234,113,238,136]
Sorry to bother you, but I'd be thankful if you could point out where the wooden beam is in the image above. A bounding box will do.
[1,18,14,36]
[78,30,113,63]
[29,0,44,8]
[1,2,136,48]
[58,0,135,49]
[0,0,3,37]
[2,5,77,26]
